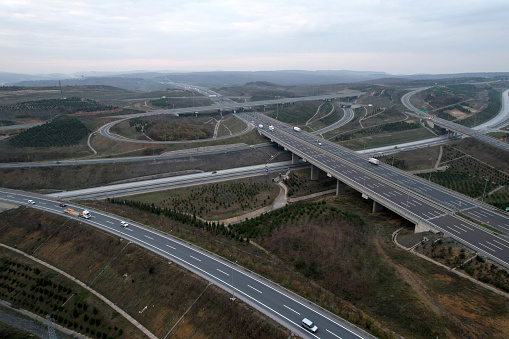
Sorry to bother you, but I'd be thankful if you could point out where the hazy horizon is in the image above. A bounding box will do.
[2,1,508,75]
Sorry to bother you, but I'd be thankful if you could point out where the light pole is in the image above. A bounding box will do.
[230,255,235,301]
[428,158,433,181]
[482,177,489,203]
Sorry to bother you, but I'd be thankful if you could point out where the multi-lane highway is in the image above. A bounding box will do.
[237,111,509,269]
[312,107,355,135]
[99,93,364,143]
[48,162,308,200]
[0,190,372,339]
[0,143,276,168]
[412,112,509,152]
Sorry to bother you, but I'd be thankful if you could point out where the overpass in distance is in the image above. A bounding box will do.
[409,112,509,153]
[236,111,509,269]
[99,92,364,143]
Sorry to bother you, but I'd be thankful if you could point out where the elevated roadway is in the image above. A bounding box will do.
[48,162,307,200]
[237,111,509,269]
[99,93,364,143]
[402,87,509,151]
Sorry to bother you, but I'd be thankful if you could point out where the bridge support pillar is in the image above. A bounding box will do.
[336,180,346,195]
[292,153,300,165]
[415,223,436,233]
[372,201,384,212]
[311,165,319,180]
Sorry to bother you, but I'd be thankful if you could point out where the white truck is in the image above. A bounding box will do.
[64,208,91,219]
[293,126,301,132]
[368,158,380,165]
[269,125,275,131]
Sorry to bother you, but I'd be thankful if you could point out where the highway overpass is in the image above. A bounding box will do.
[237,111,509,269]
[100,92,364,143]
[409,112,509,152]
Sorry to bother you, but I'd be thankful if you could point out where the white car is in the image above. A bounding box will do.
[318,142,322,146]
[28,200,35,204]
[302,318,318,333]
[120,221,129,228]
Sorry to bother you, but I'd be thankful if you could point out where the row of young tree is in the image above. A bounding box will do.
[9,118,90,147]
[335,121,421,141]
[107,197,361,245]
[0,97,115,117]
[457,90,501,127]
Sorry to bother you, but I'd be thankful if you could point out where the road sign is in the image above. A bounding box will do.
[265,168,268,173]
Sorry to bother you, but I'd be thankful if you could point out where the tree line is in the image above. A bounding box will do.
[9,118,90,147]
[0,97,115,119]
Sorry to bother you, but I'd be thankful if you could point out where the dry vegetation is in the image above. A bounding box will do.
[0,144,290,191]
[127,176,280,220]
[82,184,509,339]
[283,168,337,197]
[0,207,290,339]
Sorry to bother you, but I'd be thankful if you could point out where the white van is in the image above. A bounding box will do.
[302,318,318,333]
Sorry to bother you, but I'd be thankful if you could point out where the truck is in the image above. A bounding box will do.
[368,158,379,165]
[64,208,91,219]
[269,125,275,131]
[293,126,301,132]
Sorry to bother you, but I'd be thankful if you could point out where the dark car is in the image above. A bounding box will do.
[59,203,67,207]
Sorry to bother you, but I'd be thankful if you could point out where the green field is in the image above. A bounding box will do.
[125,176,280,221]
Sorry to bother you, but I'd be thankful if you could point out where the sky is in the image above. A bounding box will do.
[1,0,508,75]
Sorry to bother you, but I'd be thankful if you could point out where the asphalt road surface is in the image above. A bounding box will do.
[48,162,308,200]
[238,112,509,269]
[0,190,373,339]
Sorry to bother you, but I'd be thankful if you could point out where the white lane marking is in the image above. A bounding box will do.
[105,220,113,224]
[144,235,154,240]
[457,223,475,231]
[190,255,201,262]
[166,244,176,250]
[450,224,466,232]
[446,227,461,234]
[478,243,496,252]
[486,241,504,250]
[248,285,262,293]
[39,202,46,205]
[326,329,343,338]
[283,304,300,315]
[492,239,509,248]
[217,269,229,276]
[85,208,378,338]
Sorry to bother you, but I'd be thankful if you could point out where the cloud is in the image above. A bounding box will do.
[1,0,508,74]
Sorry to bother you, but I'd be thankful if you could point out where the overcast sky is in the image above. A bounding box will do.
[1,0,508,75]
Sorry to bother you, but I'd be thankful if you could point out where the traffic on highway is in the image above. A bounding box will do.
[0,190,372,339]
[238,111,509,269]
